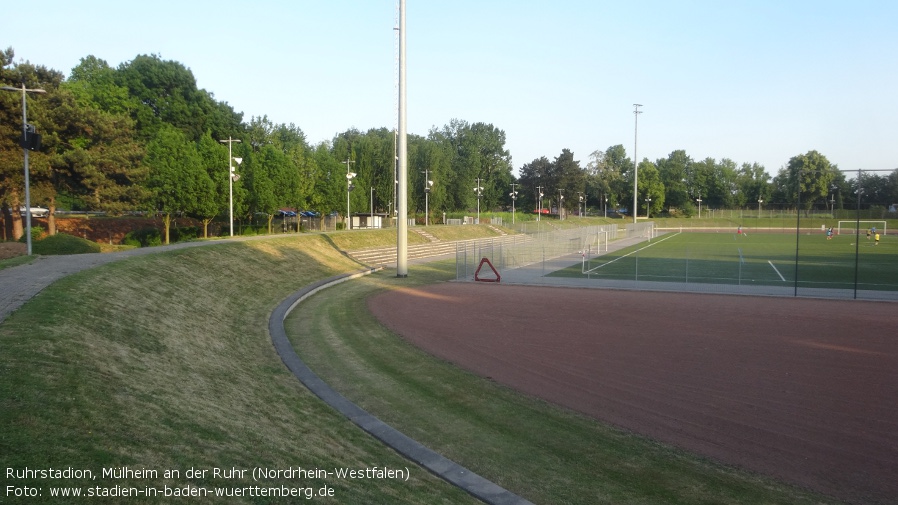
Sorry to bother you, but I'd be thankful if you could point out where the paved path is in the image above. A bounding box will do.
[0,239,250,324]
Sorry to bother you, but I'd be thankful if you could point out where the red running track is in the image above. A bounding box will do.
[368,283,898,504]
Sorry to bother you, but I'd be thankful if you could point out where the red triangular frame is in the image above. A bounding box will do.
[474,257,500,283]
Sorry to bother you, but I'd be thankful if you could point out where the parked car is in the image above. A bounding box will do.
[19,206,49,218]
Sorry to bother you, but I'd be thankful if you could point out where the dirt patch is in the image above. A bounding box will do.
[368,283,898,505]
[0,242,26,260]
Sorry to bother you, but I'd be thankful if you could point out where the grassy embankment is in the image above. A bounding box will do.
[1,223,838,503]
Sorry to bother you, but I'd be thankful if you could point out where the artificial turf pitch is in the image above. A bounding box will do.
[553,231,898,291]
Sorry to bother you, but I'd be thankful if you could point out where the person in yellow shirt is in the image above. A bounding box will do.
[874,232,880,245]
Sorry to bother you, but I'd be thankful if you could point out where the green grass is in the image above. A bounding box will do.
[1,235,478,504]
[553,231,898,291]
[286,261,836,504]
[31,233,102,255]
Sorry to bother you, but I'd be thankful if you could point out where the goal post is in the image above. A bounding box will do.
[837,220,886,236]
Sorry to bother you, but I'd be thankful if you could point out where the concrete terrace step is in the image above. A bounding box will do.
[411,228,440,242]
[346,233,532,266]
[486,224,508,236]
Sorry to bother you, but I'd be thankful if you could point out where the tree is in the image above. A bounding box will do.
[656,150,692,211]
[551,149,585,215]
[115,54,242,142]
[435,119,512,212]
[517,156,552,213]
[194,131,227,237]
[0,51,64,240]
[67,56,131,115]
[144,124,204,244]
[637,160,664,217]
[776,150,839,214]
[736,162,770,211]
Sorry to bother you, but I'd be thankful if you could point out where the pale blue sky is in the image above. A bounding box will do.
[3,0,896,176]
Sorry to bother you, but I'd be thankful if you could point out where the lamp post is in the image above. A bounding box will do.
[558,189,564,220]
[578,192,584,218]
[632,103,643,223]
[422,169,433,226]
[536,185,544,222]
[473,177,483,224]
[646,197,652,219]
[344,158,356,230]
[758,199,763,218]
[696,197,702,219]
[218,137,242,237]
[604,196,608,218]
[370,186,375,228]
[2,84,47,255]
[509,183,518,225]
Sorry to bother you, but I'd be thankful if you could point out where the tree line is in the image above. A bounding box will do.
[3,48,896,242]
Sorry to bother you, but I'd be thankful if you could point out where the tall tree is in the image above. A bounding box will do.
[551,149,585,215]
[144,124,204,243]
[656,150,692,210]
[0,52,64,239]
[194,131,228,237]
[517,156,552,213]
[115,54,242,142]
[776,150,839,213]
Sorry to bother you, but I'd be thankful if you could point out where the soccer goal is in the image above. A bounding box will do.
[837,220,886,236]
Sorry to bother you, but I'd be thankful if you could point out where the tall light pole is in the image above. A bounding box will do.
[2,84,46,255]
[696,197,702,219]
[422,169,433,226]
[509,183,518,224]
[344,158,356,230]
[758,198,763,218]
[646,197,652,219]
[396,0,408,276]
[473,178,483,224]
[632,103,643,223]
[219,137,242,237]
[578,192,584,218]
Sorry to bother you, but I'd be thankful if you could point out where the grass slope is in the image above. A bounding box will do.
[1,235,477,504]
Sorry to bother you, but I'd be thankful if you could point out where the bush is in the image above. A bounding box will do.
[31,233,101,255]
[171,226,199,242]
[122,227,162,248]
[17,226,44,244]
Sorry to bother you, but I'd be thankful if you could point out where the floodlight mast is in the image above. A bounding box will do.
[632,103,643,224]
[396,0,408,277]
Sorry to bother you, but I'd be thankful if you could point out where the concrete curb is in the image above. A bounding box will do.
[268,268,534,505]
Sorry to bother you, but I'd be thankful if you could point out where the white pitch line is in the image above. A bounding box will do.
[768,260,786,282]
[584,232,679,274]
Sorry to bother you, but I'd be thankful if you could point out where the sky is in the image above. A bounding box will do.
[3,0,897,177]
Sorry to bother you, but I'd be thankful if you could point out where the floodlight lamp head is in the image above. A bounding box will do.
[234,157,243,165]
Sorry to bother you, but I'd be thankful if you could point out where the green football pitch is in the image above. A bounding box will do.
[551,231,898,291]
